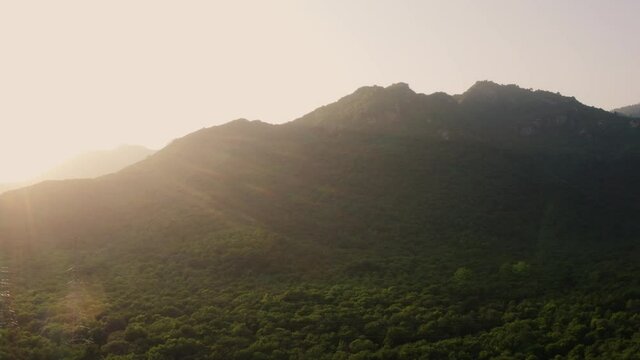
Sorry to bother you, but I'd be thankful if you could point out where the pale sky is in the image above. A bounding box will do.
[1,0,639,182]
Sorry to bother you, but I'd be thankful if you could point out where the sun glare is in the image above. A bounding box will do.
[0,149,65,183]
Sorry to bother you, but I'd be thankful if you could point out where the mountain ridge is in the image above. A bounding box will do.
[2,80,639,247]
[1,81,640,358]
[614,102,640,118]
[292,81,639,154]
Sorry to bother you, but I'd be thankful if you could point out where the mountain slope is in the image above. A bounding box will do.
[1,82,640,359]
[614,103,640,118]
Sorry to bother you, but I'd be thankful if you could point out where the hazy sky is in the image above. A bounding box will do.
[1,0,639,182]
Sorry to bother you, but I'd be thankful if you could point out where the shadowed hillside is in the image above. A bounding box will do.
[4,83,640,249]
[1,82,640,359]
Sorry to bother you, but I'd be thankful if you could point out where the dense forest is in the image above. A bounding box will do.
[1,81,640,359]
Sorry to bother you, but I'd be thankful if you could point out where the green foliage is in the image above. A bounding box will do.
[3,233,639,359]
[453,267,473,285]
[2,82,640,358]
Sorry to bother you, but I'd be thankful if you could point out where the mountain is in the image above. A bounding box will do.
[1,82,640,359]
[38,145,156,181]
[299,81,640,153]
[0,145,155,194]
[614,103,640,118]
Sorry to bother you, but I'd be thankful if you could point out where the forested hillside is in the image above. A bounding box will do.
[1,82,639,359]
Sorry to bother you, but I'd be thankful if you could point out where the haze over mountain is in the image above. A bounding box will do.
[614,103,640,118]
[0,145,155,194]
[37,145,156,181]
[5,81,639,245]
[0,183,20,195]
[1,82,639,358]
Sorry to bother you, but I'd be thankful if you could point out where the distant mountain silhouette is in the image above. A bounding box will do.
[0,183,20,194]
[0,145,155,194]
[613,103,640,118]
[38,145,156,180]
